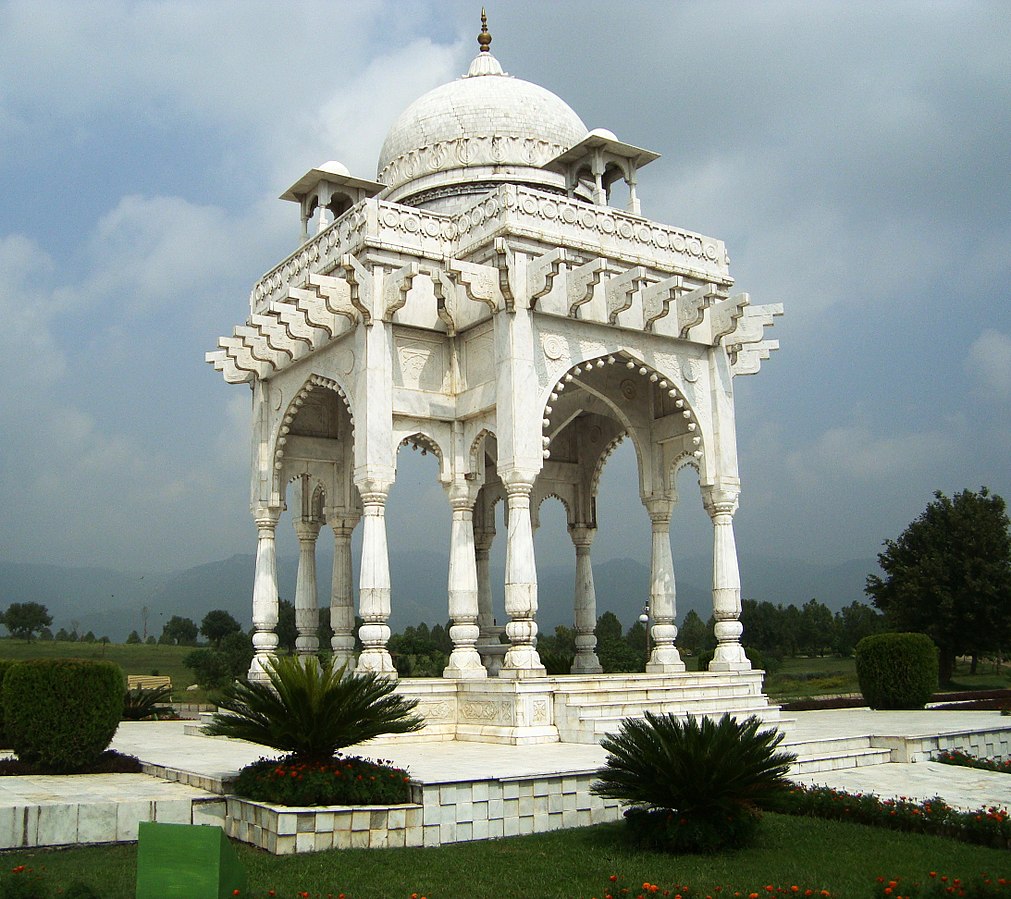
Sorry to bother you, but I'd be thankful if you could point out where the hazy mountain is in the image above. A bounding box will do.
[0,551,877,642]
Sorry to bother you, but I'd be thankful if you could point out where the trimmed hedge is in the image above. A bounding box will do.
[0,659,17,748]
[3,658,125,771]
[854,632,937,709]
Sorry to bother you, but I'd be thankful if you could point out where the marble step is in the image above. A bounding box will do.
[561,694,773,720]
[784,735,892,774]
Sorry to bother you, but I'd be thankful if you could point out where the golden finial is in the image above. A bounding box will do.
[478,8,492,53]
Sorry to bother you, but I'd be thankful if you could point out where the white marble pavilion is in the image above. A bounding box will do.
[208,16,783,744]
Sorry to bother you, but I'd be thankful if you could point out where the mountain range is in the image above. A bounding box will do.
[0,552,877,643]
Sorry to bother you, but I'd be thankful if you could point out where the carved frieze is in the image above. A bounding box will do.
[460,700,513,723]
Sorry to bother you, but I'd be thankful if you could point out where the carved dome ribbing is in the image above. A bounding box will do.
[377,51,587,205]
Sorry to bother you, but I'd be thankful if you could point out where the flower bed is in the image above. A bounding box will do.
[871,871,1011,897]
[233,755,412,807]
[935,749,1011,775]
[593,873,833,897]
[781,784,1011,849]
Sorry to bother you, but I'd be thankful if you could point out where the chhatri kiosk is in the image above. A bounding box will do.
[208,17,783,744]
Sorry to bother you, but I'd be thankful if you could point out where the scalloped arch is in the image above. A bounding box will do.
[271,374,355,498]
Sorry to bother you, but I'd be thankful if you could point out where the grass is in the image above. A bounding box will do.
[3,814,1009,898]
[0,638,200,698]
[762,655,1010,702]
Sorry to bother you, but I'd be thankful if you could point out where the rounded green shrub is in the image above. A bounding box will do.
[3,658,125,771]
[855,632,937,709]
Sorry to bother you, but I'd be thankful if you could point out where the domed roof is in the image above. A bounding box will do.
[377,48,587,205]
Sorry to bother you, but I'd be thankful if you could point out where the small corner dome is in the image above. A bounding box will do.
[587,127,617,140]
[318,160,351,177]
[377,49,588,206]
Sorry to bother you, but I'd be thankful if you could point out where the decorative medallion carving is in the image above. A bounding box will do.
[542,334,566,361]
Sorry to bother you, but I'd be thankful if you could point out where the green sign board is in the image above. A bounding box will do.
[136,822,247,899]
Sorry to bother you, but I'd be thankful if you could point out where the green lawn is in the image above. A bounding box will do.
[2,814,1009,898]
[0,638,199,697]
[763,655,1010,702]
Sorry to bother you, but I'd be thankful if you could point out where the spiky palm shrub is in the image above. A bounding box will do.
[205,654,424,762]
[121,684,174,720]
[592,711,796,853]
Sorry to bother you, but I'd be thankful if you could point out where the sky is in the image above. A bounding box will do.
[1,1,1009,591]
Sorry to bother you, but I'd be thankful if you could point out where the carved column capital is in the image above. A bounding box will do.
[643,496,674,528]
[568,524,597,549]
[252,506,282,531]
[702,486,739,518]
[293,518,323,541]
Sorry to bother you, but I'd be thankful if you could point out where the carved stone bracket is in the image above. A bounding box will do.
[432,270,457,335]
[566,257,611,318]
[641,273,683,332]
[527,247,567,304]
[606,265,649,324]
[448,257,501,314]
[673,282,718,337]
[382,261,420,321]
[339,253,373,325]
[493,238,518,310]
[705,292,750,343]
[723,303,784,375]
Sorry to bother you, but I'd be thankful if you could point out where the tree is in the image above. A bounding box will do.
[866,488,1011,684]
[159,615,199,646]
[276,599,297,652]
[126,630,142,645]
[200,609,242,648]
[677,609,708,657]
[1,602,53,642]
[834,601,883,656]
[799,599,834,657]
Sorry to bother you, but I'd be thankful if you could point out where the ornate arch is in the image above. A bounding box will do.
[271,374,355,498]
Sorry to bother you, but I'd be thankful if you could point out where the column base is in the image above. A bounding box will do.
[356,649,397,676]
[443,648,489,679]
[247,652,275,683]
[646,646,686,674]
[570,653,603,675]
[708,643,752,672]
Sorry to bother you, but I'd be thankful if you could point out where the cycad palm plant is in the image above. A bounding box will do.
[592,711,796,852]
[206,655,424,762]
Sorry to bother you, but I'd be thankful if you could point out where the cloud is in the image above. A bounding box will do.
[0,235,66,408]
[967,329,1011,401]
[785,422,957,490]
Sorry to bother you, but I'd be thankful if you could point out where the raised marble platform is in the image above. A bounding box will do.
[4,710,1011,853]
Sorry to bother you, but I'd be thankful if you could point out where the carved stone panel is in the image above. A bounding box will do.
[464,330,495,389]
[394,334,449,393]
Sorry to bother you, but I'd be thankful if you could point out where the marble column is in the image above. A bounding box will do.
[356,484,396,675]
[569,525,603,674]
[474,526,496,636]
[328,515,359,671]
[444,485,486,678]
[293,517,322,656]
[704,488,751,671]
[500,479,545,677]
[644,498,685,673]
[249,506,282,682]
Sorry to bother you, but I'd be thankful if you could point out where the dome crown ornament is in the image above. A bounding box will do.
[478,8,492,53]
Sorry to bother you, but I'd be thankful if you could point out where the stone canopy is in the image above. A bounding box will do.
[208,22,782,744]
